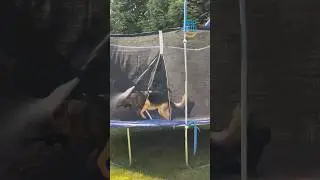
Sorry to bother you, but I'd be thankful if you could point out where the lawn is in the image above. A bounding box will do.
[110,126,210,180]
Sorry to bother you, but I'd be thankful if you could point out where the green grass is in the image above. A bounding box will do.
[110,126,210,180]
[110,166,164,180]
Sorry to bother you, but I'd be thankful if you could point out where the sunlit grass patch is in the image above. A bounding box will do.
[111,166,164,180]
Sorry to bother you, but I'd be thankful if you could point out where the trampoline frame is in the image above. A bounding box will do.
[110,118,210,166]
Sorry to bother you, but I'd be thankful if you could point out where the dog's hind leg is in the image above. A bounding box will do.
[162,110,170,120]
[158,104,170,120]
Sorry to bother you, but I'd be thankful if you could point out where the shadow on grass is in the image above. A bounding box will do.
[110,126,210,179]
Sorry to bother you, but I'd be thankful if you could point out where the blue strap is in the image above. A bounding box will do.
[187,121,201,156]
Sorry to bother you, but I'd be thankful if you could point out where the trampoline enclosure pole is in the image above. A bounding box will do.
[159,31,164,55]
[183,0,189,167]
[126,128,132,166]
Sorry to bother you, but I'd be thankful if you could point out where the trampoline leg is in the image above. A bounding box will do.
[127,128,132,166]
[185,126,189,166]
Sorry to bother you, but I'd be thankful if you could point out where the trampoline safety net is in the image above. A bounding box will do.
[110,30,210,123]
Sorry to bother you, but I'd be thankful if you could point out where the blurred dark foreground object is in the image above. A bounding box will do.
[211,104,271,178]
[20,95,109,179]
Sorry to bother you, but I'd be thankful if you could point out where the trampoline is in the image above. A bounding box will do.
[110,2,210,166]
[109,28,210,166]
[110,119,210,128]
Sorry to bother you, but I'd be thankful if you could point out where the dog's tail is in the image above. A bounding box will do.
[173,93,186,108]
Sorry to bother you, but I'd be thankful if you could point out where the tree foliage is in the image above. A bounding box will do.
[110,0,148,33]
[110,0,209,34]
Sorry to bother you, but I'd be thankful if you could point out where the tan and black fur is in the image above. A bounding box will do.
[119,91,186,120]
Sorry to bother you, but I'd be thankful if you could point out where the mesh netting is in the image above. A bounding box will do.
[110,30,210,120]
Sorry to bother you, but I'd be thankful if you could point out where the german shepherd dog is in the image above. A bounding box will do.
[119,91,189,120]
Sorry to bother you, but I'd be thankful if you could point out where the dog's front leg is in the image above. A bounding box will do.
[139,109,147,119]
[138,101,150,119]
